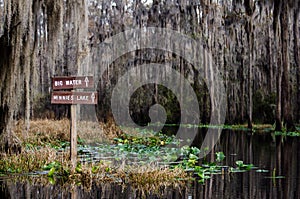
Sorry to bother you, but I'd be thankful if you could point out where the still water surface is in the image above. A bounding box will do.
[0,130,299,198]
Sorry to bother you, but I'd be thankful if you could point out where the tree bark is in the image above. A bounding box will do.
[0,2,24,152]
[244,0,255,129]
[280,2,295,131]
[274,1,283,131]
[295,7,300,124]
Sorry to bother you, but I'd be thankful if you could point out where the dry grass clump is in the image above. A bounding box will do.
[66,161,115,190]
[6,163,188,196]
[99,118,123,140]
[14,119,70,146]
[0,145,189,194]
[65,163,188,193]
[77,118,124,143]
[13,118,123,146]
[124,165,188,194]
[0,146,68,173]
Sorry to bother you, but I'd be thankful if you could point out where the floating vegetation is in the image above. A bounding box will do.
[263,168,285,186]
[173,151,257,183]
[1,120,271,193]
[274,131,300,137]
[163,123,300,136]
[154,123,275,132]
[256,169,269,173]
[229,161,256,172]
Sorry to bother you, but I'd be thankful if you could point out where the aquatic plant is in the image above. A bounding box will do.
[233,160,255,171]
[274,131,300,137]
[0,120,262,193]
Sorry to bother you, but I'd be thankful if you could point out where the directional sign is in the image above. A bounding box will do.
[51,91,98,104]
[52,76,94,90]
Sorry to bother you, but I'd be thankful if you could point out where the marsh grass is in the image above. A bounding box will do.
[3,119,265,194]
[14,119,70,147]
[5,165,188,198]
[0,146,68,173]
[2,119,189,193]
[126,166,188,192]
[14,118,123,147]
[0,149,188,193]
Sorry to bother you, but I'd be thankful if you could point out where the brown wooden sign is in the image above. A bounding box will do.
[51,91,98,104]
[51,76,97,168]
[52,76,94,90]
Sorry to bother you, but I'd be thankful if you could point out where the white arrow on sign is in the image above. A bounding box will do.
[84,77,89,87]
[91,92,95,103]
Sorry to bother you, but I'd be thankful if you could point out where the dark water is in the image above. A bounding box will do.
[0,130,299,199]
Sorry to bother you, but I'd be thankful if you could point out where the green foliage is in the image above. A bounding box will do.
[43,161,70,180]
[194,166,211,184]
[42,161,61,171]
[274,131,300,137]
[114,131,176,147]
[178,147,200,169]
[231,160,255,172]
[175,151,256,184]
[216,152,225,162]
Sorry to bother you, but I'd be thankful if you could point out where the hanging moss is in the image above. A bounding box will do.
[0,0,34,152]
[1,0,300,151]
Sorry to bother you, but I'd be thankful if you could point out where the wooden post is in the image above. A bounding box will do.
[71,187,78,199]
[70,102,77,170]
[51,76,97,171]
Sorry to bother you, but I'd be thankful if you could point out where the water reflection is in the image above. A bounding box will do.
[197,130,300,199]
[0,130,299,198]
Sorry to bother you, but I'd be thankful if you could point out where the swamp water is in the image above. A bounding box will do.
[0,129,299,199]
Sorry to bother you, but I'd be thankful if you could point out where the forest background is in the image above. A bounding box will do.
[0,0,299,150]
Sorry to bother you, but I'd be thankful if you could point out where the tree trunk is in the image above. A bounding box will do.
[295,7,300,123]
[0,3,23,152]
[280,2,295,131]
[274,1,283,131]
[244,0,255,129]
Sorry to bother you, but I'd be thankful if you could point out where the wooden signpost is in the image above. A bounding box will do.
[51,91,97,104]
[51,76,97,169]
[52,76,94,90]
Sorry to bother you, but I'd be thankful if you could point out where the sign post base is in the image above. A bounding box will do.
[70,103,77,170]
